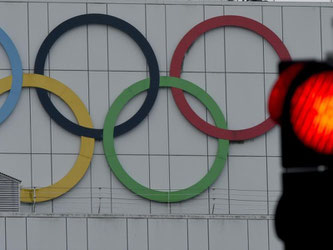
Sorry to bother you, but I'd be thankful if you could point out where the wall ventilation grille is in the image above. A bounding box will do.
[0,173,21,212]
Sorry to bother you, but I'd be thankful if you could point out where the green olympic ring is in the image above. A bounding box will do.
[103,76,229,202]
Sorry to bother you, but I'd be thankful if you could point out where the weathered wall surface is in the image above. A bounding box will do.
[1,1,332,249]
[0,214,282,250]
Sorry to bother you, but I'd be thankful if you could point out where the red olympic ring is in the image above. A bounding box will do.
[170,15,291,141]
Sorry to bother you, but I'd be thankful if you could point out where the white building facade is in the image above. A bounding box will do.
[0,0,332,249]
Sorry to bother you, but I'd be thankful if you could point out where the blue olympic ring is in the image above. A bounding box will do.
[0,28,23,124]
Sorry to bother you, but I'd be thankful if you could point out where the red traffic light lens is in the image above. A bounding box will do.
[290,71,333,154]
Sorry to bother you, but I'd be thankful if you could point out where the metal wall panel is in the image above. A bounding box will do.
[128,219,148,250]
[88,218,127,250]
[0,0,328,217]
[283,6,321,60]
[209,219,248,250]
[0,216,282,250]
[148,219,187,250]
[27,218,66,250]
[67,218,87,250]
[249,220,269,250]
[0,218,5,250]
[5,218,26,250]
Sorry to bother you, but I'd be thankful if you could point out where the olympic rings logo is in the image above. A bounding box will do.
[0,14,291,204]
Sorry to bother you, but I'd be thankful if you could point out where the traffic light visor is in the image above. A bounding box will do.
[269,63,304,124]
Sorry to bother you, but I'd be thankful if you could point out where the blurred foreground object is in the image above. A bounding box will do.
[269,61,333,250]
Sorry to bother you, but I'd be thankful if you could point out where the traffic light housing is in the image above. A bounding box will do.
[269,61,333,168]
[269,61,333,250]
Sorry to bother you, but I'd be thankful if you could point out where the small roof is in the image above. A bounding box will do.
[0,172,21,183]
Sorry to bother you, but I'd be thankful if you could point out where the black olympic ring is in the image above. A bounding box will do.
[34,14,160,140]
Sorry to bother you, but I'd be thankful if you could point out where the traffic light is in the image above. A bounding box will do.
[268,61,333,250]
[269,61,333,168]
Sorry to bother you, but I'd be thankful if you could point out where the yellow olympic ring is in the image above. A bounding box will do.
[0,74,95,203]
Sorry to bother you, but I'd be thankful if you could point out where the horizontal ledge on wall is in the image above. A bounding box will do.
[0,212,274,220]
[0,1,333,8]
